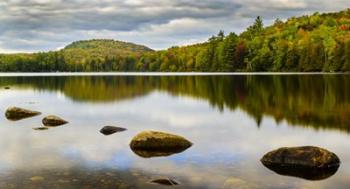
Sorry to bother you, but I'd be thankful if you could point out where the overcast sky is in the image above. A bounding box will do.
[0,0,349,53]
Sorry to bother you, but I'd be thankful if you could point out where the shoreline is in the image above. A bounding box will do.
[0,72,349,77]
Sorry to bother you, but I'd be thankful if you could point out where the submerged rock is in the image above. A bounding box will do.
[30,176,45,182]
[5,107,41,121]
[42,115,68,126]
[100,126,127,135]
[130,131,192,158]
[33,127,49,131]
[150,178,179,186]
[261,146,340,180]
[222,177,253,189]
[4,86,10,90]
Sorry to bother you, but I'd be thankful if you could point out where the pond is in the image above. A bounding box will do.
[0,74,349,189]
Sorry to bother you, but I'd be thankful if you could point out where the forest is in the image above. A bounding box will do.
[1,9,350,72]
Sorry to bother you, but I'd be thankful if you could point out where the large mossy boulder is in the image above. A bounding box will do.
[261,146,340,168]
[5,107,41,121]
[261,146,340,180]
[130,131,192,158]
[42,115,68,126]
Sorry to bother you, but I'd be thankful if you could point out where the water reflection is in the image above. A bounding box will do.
[262,163,340,181]
[131,147,191,158]
[0,74,350,188]
[1,75,350,132]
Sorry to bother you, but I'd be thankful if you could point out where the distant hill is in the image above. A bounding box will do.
[56,39,154,71]
[1,9,350,72]
[64,39,153,53]
[0,39,154,72]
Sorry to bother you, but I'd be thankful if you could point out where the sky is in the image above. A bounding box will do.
[0,0,349,53]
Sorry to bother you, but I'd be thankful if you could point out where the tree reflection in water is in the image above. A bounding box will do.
[1,74,350,132]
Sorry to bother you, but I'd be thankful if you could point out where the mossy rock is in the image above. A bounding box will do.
[130,131,192,158]
[261,146,340,168]
[5,107,41,121]
[42,115,68,126]
[261,146,340,180]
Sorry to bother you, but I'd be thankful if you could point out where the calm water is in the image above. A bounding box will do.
[0,74,350,189]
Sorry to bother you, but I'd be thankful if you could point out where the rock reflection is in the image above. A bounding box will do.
[131,147,191,158]
[262,164,340,181]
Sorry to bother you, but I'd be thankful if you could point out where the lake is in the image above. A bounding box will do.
[0,74,350,189]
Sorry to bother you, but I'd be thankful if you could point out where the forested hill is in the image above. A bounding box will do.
[64,39,153,52]
[1,9,350,72]
[0,39,154,72]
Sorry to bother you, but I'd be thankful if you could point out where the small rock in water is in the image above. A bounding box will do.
[42,115,68,126]
[4,86,10,90]
[58,179,70,183]
[150,178,179,186]
[130,130,192,158]
[33,127,49,131]
[5,107,41,121]
[100,126,127,135]
[261,146,341,180]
